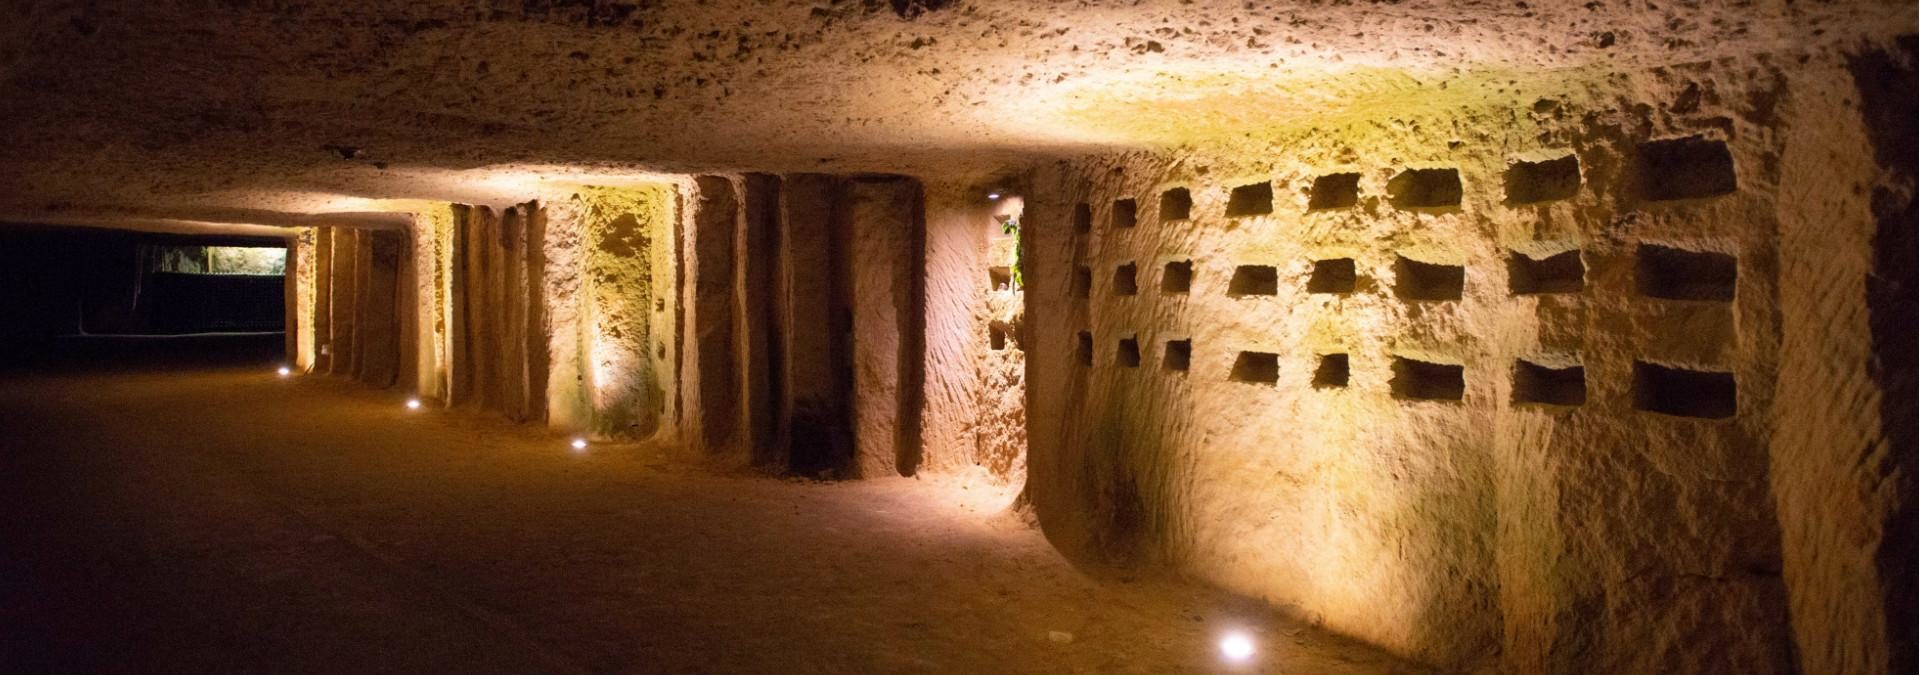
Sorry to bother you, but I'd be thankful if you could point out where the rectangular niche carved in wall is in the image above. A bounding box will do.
[989,321,1011,351]
[1636,244,1736,301]
[1113,263,1139,296]
[1508,249,1584,295]
[1112,199,1138,228]
[1313,353,1350,388]
[1308,172,1360,210]
[1162,260,1193,294]
[1228,265,1278,296]
[1394,255,1465,301]
[1388,168,1463,208]
[1512,360,1586,406]
[1159,188,1192,222]
[1072,265,1092,299]
[1230,351,1280,384]
[1117,337,1141,368]
[1391,357,1465,401]
[1073,202,1092,234]
[1164,339,1191,372]
[989,266,1012,290]
[1075,331,1093,366]
[1633,361,1736,418]
[1308,258,1357,294]
[1226,181,1274,217]
[1504,155,1582,204]
[1636,136,1737,201]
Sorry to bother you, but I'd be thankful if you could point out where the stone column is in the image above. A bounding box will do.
[328,227,358,376]
[686,176,739,454]
[313,227,334,372]
[844,177,923,478]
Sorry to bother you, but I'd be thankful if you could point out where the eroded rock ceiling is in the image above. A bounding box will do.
[0,0,1910,231]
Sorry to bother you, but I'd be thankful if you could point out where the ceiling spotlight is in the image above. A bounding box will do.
[276,366,292,377]
[405,398,422,410]
[987,192,1002,200]
[1218,631,1255,663]
[570,437,589,452]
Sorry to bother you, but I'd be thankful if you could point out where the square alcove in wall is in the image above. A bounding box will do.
[1072,202,1092,234]
[1391,357,1465,401]
[988,321,1012,351]
[1111,199,1138,228]
[1075,331,1093,366]
[1387,168,1463,209]
[1163,339,1191,372]
[1308,172,1361,210]
[1116,337,1141,368]
[1512,359,1586,406]
[1226,181,1274,217]
[1313,353,1349,388]
[988,266,1012,291]
[1113,263,1139,296]
[1636,136,1737,201]
[1636,244,1736,301]
[1162,261,1193,294]
[1228,265,1278,297]
[1159,188,1192,222]
[1504,154,1582,204]
[1509,249,1584,295]
[1308,258,1357,294]
[1633,361,1736,418]
[1072,265,1092,299]
[1394,255,1465,301]
[1230,351,1280,384]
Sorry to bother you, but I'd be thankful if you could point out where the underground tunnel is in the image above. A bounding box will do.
[0,1,1913,673]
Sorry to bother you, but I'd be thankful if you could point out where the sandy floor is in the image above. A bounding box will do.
[0,341,1426,674]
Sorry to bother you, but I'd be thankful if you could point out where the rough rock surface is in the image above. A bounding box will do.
[1,1,1911,230]
[1018,44,1911,672]
[0,2,1912,673]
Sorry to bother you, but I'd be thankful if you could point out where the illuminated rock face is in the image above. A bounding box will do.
[4,2,1907,672]
[1016,53,1915,672]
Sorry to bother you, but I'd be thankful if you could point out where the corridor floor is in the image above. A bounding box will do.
[0,344,1425,674]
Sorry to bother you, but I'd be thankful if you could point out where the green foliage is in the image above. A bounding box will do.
[1000,216,1023,289]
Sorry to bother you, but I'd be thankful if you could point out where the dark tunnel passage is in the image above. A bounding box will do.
[0,225,288,371]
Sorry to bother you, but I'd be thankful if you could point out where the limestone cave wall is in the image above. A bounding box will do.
[1018,45,1911,672]
[920,182,1031,490]
[298,225,405,389]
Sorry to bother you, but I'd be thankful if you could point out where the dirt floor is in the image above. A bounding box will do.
[0,337,1426,674]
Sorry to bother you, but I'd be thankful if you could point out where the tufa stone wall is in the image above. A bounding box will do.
[1018,47,1911,672]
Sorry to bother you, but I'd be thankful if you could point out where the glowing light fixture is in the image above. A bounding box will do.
[987,192,1002,200]
[277,366,292,377]
[1218,631,1255,663]
[570,437,589,452]
[405,398,422,410]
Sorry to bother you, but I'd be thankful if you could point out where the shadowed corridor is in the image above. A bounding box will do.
[0,337,1416,674]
